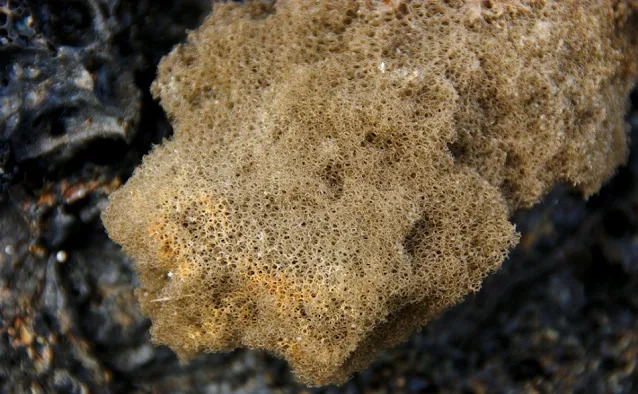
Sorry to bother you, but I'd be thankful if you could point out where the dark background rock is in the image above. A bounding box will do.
[1,1,637,393]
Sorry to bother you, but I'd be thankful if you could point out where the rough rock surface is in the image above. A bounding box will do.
[1,1,638,393]
[0,0,140,176]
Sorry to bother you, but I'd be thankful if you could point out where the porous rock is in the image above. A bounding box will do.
[102,0,638,385]
[0,0,140,170]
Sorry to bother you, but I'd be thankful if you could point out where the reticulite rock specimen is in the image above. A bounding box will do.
[102,0,638,386]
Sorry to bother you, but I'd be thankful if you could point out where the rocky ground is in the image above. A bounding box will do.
[1,1,637,393]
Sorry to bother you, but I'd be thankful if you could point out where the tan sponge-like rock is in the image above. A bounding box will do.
[102,0,638,386]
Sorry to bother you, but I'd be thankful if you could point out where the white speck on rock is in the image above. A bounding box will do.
[55,250,68,263]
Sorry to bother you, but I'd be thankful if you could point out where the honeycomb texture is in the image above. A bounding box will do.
[102,0,638,386]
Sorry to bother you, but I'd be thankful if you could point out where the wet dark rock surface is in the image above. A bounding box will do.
[1,2,637,393]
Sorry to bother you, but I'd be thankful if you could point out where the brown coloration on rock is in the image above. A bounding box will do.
[101,0,638,386]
